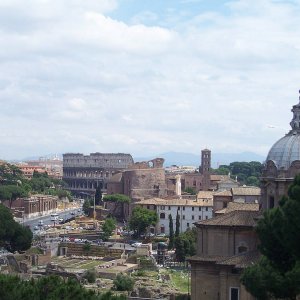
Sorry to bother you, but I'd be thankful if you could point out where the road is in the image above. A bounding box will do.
[23,207,82,231]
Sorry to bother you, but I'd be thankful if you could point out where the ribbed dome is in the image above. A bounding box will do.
[266,92,300,170]
[266,133,300,169]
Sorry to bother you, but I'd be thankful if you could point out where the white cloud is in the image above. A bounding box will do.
[0,0,299,160]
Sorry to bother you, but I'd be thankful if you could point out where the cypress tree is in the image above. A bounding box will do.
[168,214,174,249]
[175,210,180,237]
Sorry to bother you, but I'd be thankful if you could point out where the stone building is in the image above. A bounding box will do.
[63,153,134,197]
[3,195,58,218]
[188,209,260,300]
[189,92,300,300]
[261,93,300,210]
[106,158,167,201]
[213,186,261,213]
[135,192,213,235]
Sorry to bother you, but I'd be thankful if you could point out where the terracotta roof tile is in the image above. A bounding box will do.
[136,197,213,207]
[210,175,229,181]
[231,186,261,196]
[215,202,260,215]
[196,210,259,227]
[214,190,232,197]
[187,255,224,263]
[217,250,260,268]
[197,191,215,199]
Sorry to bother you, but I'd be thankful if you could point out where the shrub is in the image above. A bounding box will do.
[82,269,96,283]
[113,274,135,291]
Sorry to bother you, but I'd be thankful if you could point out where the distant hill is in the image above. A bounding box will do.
[134,151,265,168]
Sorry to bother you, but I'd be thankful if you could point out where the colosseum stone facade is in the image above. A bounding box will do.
[63,153,134,197]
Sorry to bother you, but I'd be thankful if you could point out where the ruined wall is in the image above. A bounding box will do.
[59,243,124,258]
[63,153,133,196]
[123,160,167,200]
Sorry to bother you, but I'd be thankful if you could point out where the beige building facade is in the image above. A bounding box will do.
[189,210,260,300]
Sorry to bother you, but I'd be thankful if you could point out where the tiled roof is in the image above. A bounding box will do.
[217,250,260,268]
[195,210,259,227]
[210,175,229,181]
[197,191,215,199]
[215,202,260,215]
[187,255,224,263]
[214,190,232,197]
[136,197,213,207]
[231,186,261,196]
[188,251,261,269]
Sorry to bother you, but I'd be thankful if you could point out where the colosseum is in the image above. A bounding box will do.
[63,153,134,197]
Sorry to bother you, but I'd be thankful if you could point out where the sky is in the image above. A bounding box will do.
[0,0,300,160]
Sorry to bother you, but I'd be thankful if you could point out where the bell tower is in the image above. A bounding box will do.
[200,149,211,191]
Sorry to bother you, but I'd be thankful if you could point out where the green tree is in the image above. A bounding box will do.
[129,206,158,237]
[113,273,135,291]
[241,175,300,300]
[82,269,96,283]
[0,163,24,185]
[100,218,116,241]
[95,186,102,205]
[183,187,196,195]
[0,204,32,252]
[0,185,28,208]
[212,161,263,186]
[103,194,131,219]
[175,211,180,237]
[83,199,91,215]
[174,228,197,262]
[168,214,174,250]
[0,274,127,300]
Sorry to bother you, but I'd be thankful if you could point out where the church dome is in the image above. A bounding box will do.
[266,92,300,170]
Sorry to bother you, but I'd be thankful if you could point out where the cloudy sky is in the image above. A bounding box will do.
[0,0,299,160]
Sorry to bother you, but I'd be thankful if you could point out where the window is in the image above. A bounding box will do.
[160,206,165,210]
[192,215,194,220]
[238,245,248,253]
[160,213,165,219]
[178,206,180,210]
[198,216,201,220]
[192,207,194,211]
[206,207,208,211]
[205,216,208,220]
[183,207,185,211]
[182,215,185,220]
[199,207,202,211]
[168,206,171,210]
[269,196,275,209]
[187,223,190,227]
[147,205,150,209]
[230,287,239,300]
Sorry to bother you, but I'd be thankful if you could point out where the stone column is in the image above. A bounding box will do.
[175,174,181,197]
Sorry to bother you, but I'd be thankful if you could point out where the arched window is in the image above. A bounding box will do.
[238,245,248,254]
[160,213,165,219]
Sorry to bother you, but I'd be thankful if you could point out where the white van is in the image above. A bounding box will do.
[50,213,59,221]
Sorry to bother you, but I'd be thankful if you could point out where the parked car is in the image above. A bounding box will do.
[156,233,166,237]
[146,233,155,237]
[129,240,139,246]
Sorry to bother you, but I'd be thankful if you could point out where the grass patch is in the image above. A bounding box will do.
[165,269,189,293]
[51,257,103,270]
